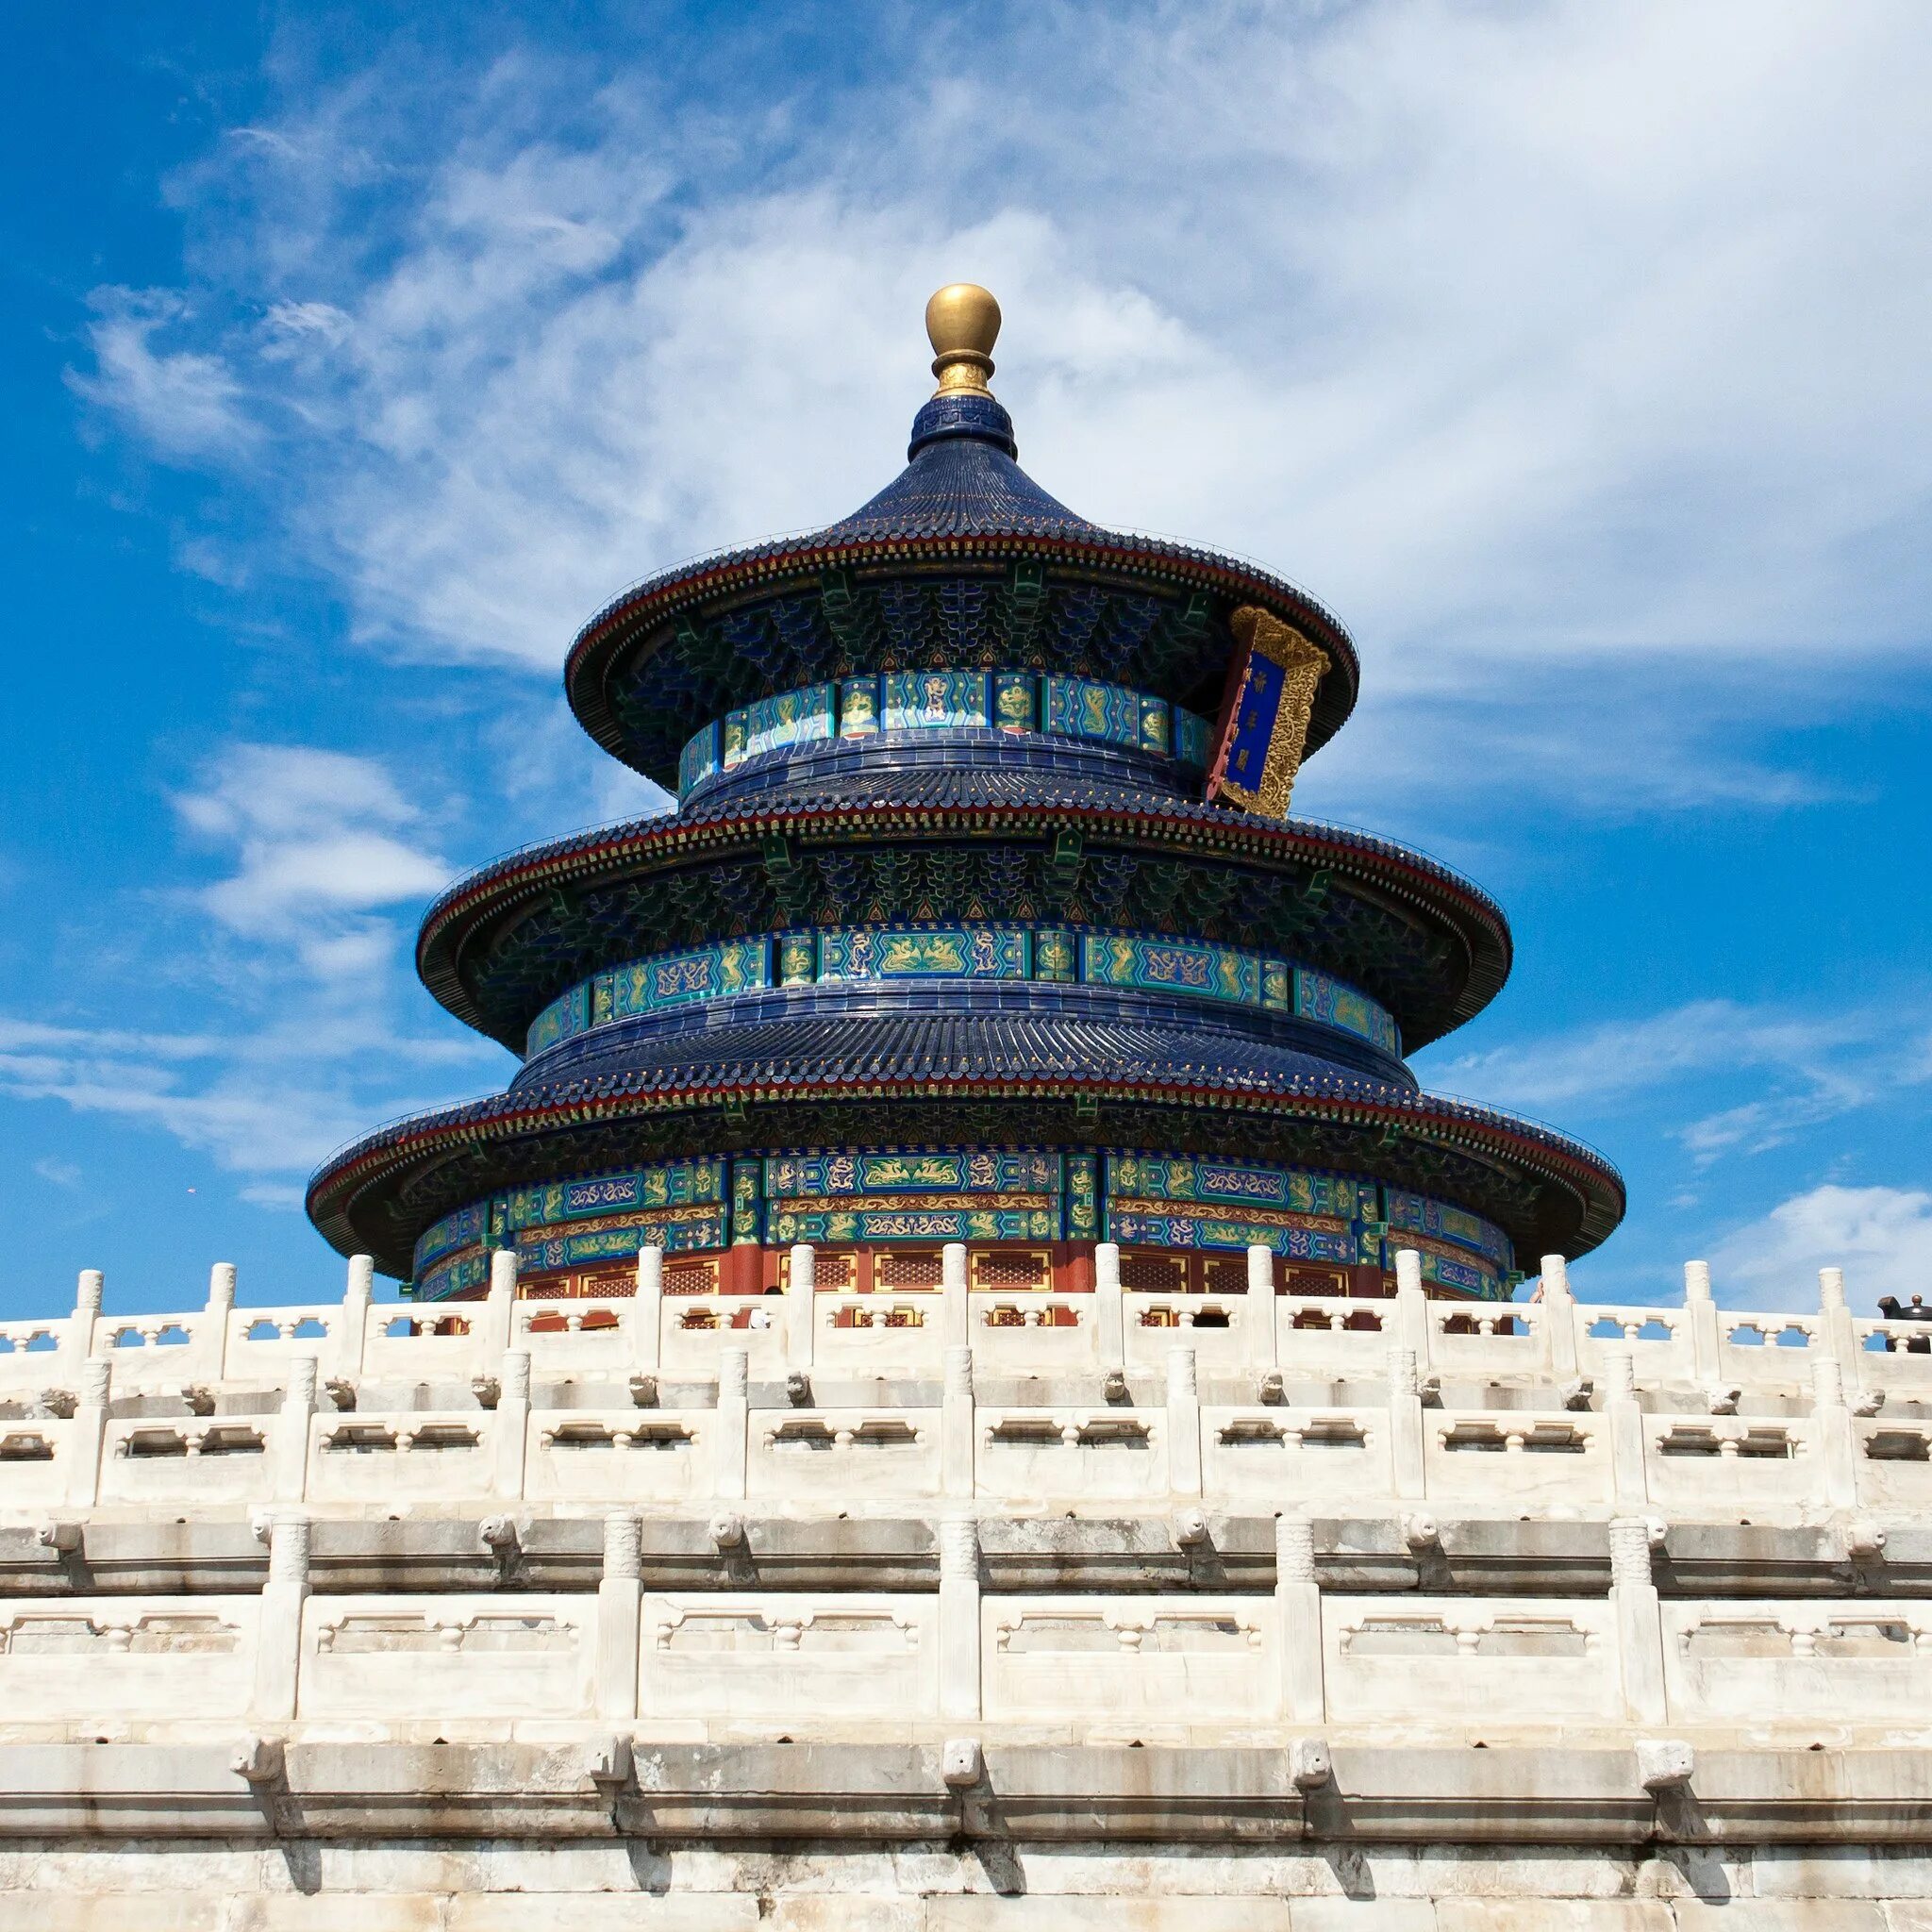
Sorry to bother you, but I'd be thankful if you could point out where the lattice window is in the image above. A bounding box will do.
[876,1251,943,1290]
[1286,1268,1349,1298]
[1203,1256,1253,1296]
[972,1250,1051,1291]
[664,1257,720,1296]
[1121,1254,1187,1293]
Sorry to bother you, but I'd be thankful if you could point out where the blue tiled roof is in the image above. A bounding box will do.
[820,392,1104,542]
[511,980,1417,1093]
[310,1009,1622,1219]
[507,1008,1382,1100]
[562,384,1363,785]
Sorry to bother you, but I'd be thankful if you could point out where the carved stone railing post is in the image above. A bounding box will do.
[633,1245,663,1374]
[336,1255,373,1382]
[68,1269,103,1381]
[1608,1515,1666,1724]
[1684,1260,1721,1381]
[941,1242,970,1356]
[65,1358,110,1509]
[1166,1345,1202,1496]
[715,1348,749,1501]
[252,1512,310,1724]
[938,1511,981,1721]
[1604,1345,1649,1509]
[596,1511,642,1722]
[785,1244,816,1374]
[1275,1513,1324,1722]
[202,1262,237,1381]
[1094,1242,1124,1371]
[1392,1249,1430,1369]
[1246,1244,1278,1372]
[1818,1266,1858,1381]
[495,1349,531,1500]
[942,1345,975,1499]
[273,1357,317,1506]
[481,1249,519,1362]
[1541,1254,1579,1377]
[1811,1355,1858,1508]
[1386,1345,1424,1499]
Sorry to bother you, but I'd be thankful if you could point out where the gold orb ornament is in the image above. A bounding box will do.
[924,283,1001,396]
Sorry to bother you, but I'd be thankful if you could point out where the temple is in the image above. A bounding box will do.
[307,284,1624,1315]
[4,290,1929,1930]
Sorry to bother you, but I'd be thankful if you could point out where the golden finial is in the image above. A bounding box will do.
[924,283,1001,397]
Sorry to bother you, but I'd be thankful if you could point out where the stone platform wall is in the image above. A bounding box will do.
[2,1244,1929,1923]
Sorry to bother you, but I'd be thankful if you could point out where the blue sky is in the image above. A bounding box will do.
[3,0,1928,1318]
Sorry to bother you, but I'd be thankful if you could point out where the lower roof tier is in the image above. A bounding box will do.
[306,1008,1624,1279]
[415,747,1511,1056]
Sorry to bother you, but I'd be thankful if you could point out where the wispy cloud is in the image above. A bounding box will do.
[173,742,451,954]
[2,744,498,1196]
[1430,997,1931,1167]
[68,289,259,460]
[1712,1183,1932,1311]
[65,1,1932,811]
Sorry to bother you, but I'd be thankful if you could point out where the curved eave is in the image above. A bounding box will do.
[415,801,1512,1056]
[562,529,1361,779]
[307,1067,1623,1281]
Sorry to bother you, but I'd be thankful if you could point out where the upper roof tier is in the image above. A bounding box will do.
[565,286,1360,790]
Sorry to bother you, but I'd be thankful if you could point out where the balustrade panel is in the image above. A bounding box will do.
[641,1592,938,1724]
[1201,1405,1388,1502]
[1423,1409,1612,1508]
[0,1594,258,1722]
[1661,1599,1932,1725]
[1322,1594,1620,1724]
[983,1593,1274,1726]
[524,1407,714,1503]
[299,1593,594,1721]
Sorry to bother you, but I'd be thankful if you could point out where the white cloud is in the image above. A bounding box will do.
[171,744,451,971]
[239,1180,308,1211]
[1426,996,1932,1174]
[0,1006,490,1179]
[32,1158,81,1191]
[68,290,258,460]
[0,742,499,1191]
[1711,1184,1932,1311]
[1431,999,1875,1113]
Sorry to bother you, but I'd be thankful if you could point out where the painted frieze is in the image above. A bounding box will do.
[410,1145,1511,1296]
[1081,933,1260,1008]
[1295,967,1401,1056]
[818,924,1027,983]
[677,668,1213,798]
[1383,1187,1513,1266]
[885,670,989,731]
[525,928,1399,1062]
